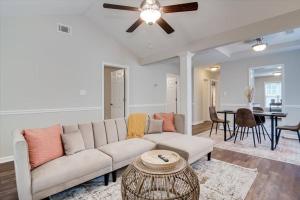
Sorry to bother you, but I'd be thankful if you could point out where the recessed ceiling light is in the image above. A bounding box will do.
[277,66,282,69]
[210,65,220,72]
[252,38,267,52]
[273,71,282,76]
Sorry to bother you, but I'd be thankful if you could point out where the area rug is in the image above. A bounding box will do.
[197,130,300,166]
[50,158,257,200]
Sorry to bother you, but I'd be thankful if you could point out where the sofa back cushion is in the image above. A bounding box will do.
[23,124,64,169]
[63,123,95,149]
[92,121,108,148]
[63,125,78,133]
[174,114,185,134]
[104,119,119,143]
[78,123,94,149]
[115,118,127,141]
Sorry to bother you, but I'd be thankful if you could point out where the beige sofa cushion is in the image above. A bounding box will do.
[92,121,108,148]
[115,118,127,141]
[63,123,95,149]
[104,120,119,143]
[61,131,85,155]
[143,132,184,143]
[31,149,112,194]
[63,125,78,133]
[98,138,156,170]
[174,114,185,133]
[144,133,213,163]
[78,123,95,149]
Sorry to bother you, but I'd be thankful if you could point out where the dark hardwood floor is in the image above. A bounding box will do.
[192,121,212,135]
[0,161,17,200]
[1,149,299,200]
[213,148,300,200]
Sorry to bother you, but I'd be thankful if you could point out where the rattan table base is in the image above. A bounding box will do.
[121,156,200,200]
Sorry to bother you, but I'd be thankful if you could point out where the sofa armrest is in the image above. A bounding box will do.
[13,129,32,200]
[174,114,185,134]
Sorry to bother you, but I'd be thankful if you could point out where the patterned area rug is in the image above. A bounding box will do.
[197,130,300,165]
[50,158,257,200]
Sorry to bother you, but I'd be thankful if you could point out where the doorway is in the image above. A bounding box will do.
[166,74,180,113]
[202,78,220,121]
[102,64,128,119]
[249,65,285,112]
[193,66,220,124]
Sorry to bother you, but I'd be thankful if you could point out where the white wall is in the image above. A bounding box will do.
[129,61,180,114]
[254,75,282,108]
[0,15,179,159]
[220,50,300,125]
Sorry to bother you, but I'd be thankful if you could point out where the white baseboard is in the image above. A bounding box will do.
[0,156,14,163]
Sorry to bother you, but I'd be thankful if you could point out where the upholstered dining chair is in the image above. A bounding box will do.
[253,107,271,141]
[234,108,259,147]
[276,122,300,146]
[209,106,231,136]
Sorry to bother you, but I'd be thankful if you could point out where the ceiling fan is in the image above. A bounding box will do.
[103,0,198,34]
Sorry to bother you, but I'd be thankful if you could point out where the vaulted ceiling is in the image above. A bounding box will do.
[2,0,300,64]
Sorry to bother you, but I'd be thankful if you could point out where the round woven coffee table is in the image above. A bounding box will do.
[121,150,200,200]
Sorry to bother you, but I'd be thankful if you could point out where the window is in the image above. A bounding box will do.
[264,82,282,106]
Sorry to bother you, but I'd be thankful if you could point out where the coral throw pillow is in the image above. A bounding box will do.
[23,124,64,169]
[154,113,176,132]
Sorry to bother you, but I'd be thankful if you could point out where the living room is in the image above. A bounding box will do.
[1,1,300,200]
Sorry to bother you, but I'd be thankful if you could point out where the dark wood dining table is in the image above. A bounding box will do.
[217,110,287,150]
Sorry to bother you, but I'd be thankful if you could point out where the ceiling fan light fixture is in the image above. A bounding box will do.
[252,38,267,52]
[103,1,199,34]
[140,0,161,25]
[140,9,161,25]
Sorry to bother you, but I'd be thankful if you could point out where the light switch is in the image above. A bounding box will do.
[80,90,87,96]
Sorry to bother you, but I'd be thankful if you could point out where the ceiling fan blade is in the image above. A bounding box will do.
[127,19,143,33]
[103,3,139,11]
[157,18,174,34]
[162,2,198,13]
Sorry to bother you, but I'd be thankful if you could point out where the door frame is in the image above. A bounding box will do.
[166,73,180,113]
[101,62,129,120]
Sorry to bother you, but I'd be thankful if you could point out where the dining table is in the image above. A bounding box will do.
[217,110,287,150]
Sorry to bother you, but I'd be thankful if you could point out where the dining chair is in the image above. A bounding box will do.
[253,107,271,141]
[209,106,231,136]
[234,108,259,147]
[276,122,300,146]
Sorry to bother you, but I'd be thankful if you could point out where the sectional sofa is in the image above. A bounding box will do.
[13,114,214,200]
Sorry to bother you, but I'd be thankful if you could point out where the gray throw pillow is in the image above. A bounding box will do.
[62,131,85,155]
[148,119,163,134]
